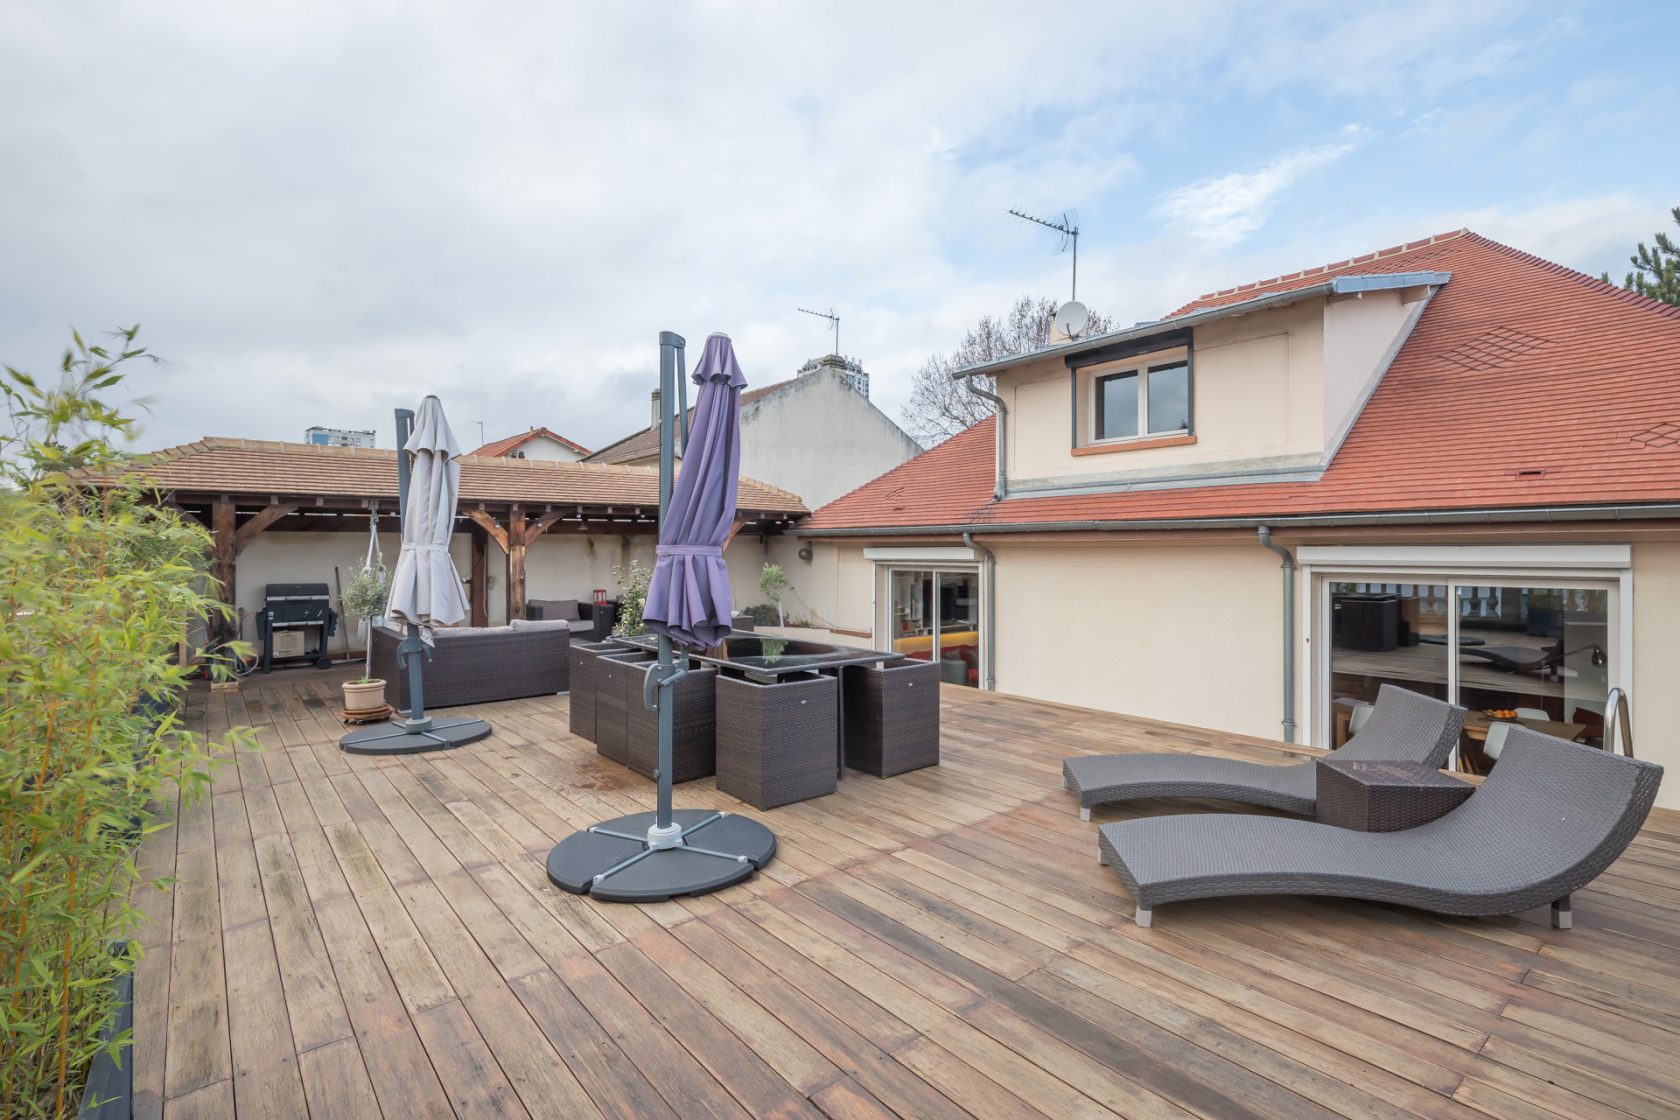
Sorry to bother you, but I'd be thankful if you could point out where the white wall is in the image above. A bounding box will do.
[739,368,922,510]
[231,528,783,647]
[989,540,1284,737]
[1631,541,1680,809]
[508,434,586,462]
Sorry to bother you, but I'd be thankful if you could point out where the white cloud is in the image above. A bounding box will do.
[0,1,1656,457]
[1153,128,1368,245]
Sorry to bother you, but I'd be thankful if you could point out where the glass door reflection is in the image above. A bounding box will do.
[888,568,980,688]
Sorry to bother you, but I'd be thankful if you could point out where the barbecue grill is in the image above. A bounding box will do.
[257,582,337,672]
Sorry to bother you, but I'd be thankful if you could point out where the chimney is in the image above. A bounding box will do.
[650,389,661,428]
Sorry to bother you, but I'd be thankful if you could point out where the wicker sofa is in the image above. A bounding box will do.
[370,622,570,709]
[526,598,618,642]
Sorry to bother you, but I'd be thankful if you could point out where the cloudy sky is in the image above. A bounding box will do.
[2,1,1675,454]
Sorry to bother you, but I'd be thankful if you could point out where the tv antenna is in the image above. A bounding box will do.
[472,420,485,447]
[797,306,840,355]
[1008,208,1080,301]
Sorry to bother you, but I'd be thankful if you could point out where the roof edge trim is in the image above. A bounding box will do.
[949,271,1452,382]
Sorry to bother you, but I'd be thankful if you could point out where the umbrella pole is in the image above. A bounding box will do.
[542,330,774,900]
[649,333,681,841]
[393,407,433,733]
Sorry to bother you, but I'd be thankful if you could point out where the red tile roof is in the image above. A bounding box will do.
[805,231,1680,532]
[471,426,591,458]
[109,438,806,517]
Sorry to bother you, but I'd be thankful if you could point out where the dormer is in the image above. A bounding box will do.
[957,271,1448,499]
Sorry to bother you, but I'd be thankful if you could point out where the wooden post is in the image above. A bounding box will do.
[210,496,237,647]
[468,525,489,628]
[506,504,527,624]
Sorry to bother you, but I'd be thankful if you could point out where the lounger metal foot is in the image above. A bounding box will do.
[1097,847,1108,866]
[1135,907,1153,928]
[1551,896,1573,930]
[1079,806,1091,822]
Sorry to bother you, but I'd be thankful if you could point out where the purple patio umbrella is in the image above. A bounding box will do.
[546,331,775,902]
[643,333,746,648]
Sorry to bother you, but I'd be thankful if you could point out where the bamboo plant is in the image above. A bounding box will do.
[0,328,245,1118]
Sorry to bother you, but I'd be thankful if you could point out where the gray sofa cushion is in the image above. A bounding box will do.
[528,598,582,621]
[510,617,571,633]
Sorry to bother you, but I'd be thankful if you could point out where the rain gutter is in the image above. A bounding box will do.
[962,531,998,691]
[1256,526,1297,743]
[964,380,1008,500]
[797,502,1680,538]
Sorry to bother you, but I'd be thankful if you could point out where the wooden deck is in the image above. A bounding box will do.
[133,670,1680,1120]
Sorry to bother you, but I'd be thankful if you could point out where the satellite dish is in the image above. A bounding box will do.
[1053,300,1090,340]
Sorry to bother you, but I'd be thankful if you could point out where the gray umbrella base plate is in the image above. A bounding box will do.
[547,809,776,902]
[339,717,492,755]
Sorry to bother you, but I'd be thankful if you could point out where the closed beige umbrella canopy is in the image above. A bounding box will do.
[340,395,491,755]
[385,395,470,643]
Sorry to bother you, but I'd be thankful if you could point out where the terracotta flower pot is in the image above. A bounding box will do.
[343,678,387,714]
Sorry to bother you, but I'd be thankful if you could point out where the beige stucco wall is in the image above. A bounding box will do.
[1631,541,1680,807]
[988,540,1285,737]
[1321,289,1416,445]
[1002,299,1330,485]
[764,536,873,633]
[228,529,774,654]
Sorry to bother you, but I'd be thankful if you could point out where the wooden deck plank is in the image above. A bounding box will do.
[148,669,1680,1119]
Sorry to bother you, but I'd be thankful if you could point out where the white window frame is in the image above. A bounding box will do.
[1084,348,1192,446]
[1297,545,1632,753]
[871,558,986,685]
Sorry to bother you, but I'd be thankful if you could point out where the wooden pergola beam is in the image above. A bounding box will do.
[233,503,299,554]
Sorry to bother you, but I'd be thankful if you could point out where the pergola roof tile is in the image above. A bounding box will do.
[115,437,807,516]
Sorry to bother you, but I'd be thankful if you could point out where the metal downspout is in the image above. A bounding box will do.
[1257,526,1297,743]
[964,381,1007,500]
[962,531,997,690]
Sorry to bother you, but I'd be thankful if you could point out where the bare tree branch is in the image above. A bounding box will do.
[901,296,1113,446]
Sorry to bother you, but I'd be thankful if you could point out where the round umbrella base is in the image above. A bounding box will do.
[339,717,492,755]
[546,809,775,903]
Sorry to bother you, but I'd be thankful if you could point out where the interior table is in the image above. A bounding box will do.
[617,630,903,778]
[1462,712,1586,743]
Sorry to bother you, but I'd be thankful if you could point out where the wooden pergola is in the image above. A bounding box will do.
[113,438,807,643]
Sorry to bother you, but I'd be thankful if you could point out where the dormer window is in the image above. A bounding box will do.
[1071,342,1194,453]
[1095,360,1191,441]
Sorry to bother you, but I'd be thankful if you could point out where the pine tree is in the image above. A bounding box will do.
[1603,206,1680,307]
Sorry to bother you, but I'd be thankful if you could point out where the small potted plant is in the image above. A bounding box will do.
[759,562,790,628]
[340,564,392,714]
[611,561,653,638]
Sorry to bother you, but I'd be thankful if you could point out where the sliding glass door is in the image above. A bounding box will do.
[1321,573,1617,772]
[887,567,980,687]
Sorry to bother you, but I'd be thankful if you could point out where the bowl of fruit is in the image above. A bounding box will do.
[1483,708,1518,720]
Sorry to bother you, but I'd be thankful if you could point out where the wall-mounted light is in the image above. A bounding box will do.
[797,544,813,562]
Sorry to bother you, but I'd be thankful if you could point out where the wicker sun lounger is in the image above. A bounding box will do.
[1062,684,1465,820]
[1097,728,1663,929]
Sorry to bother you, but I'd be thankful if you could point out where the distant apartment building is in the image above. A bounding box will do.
[304,426,376,449]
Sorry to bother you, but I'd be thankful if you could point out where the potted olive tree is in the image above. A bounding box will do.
[759,562,790,628]
[341,565,392,714]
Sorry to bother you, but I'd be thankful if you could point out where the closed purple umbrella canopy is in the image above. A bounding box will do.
[643,333,747,648]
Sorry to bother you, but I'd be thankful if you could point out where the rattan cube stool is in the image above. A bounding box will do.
[715,673,838,809]
[842,658,940,777]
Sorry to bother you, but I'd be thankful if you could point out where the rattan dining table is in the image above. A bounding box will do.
[616,630,904,778]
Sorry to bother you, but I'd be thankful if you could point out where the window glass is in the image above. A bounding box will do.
[1327,583,1450,748]
[1457,585,1609,773]
[1147,362,1190,434]
[1096,371,1138,441]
